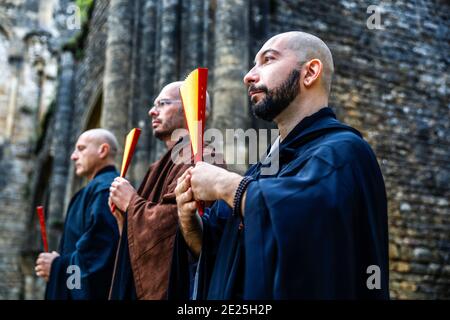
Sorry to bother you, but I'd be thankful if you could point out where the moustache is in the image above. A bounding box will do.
[248,84,268,95]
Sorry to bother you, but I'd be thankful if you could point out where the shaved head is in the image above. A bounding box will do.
[163,81,184,97]
[80,128,119,159]
[71,128,119,179]
[266,31,334,95]
[163,80,212,115]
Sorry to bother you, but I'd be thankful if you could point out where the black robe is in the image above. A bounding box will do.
[169,107,389,300]
[45,166,120,300]
[108,217,137,299]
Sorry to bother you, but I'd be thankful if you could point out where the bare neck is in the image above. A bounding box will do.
[87,161,115,181]
[274,93,328,141]
[163,129,186,149]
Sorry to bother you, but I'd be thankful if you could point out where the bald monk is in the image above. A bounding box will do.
[173,31,389,299]
[35,129,120,299]
[108,81,221,300]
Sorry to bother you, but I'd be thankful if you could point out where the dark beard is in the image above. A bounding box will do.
[250,69,300,121]
[153,107,185,140]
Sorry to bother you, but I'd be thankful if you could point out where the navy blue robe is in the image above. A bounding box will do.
[45,165,120,300]
[169,107,389,300]
[108,216,137,300]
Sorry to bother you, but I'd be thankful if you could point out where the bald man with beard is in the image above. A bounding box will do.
[35,129,120,299]
[173,31,389,299]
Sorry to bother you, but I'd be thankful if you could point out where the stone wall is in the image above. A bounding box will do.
[63,0,109,228]
[0,0,448,299]
[0,0,77,299]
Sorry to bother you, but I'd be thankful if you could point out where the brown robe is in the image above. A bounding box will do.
[123,139,223,299]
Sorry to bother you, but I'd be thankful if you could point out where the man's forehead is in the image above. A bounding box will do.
[155,86,179,102]
[255,36,291,60]
[76,136,87,146]
[77,133,94,145]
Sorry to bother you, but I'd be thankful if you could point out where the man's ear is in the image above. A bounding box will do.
[98,143,110,159]
[303,59,323,88]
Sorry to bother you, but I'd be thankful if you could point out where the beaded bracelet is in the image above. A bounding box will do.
[233,176,255,219]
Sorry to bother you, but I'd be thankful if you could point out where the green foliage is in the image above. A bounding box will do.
[76,0,94,26]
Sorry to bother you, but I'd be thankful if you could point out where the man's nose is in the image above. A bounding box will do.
[243,67,259,86]
[149,106,158,118]
[70,151,77,161]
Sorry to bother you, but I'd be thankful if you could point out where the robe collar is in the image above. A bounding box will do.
[255,107,362,177]
[281,107,336,146]
[278,106,361,163]
[94,165,117,179]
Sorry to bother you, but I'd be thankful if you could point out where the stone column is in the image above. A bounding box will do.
[157,0,179,89]
[212,0,250,173]
[151,0,180,160]
[5,54,22,139]
[249,0,271,132]
[131,0,159,179]
[102,0,134,152]
[47,51,74,249]
[180,0,205,74]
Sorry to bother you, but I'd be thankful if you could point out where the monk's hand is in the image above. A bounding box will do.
[35,251,60,282]
[109,177,136,212]
[190,162,243,207]
[175,168,197,221]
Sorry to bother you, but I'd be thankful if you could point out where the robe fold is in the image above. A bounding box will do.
[169,107,389,300]
[45,165,120,300]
